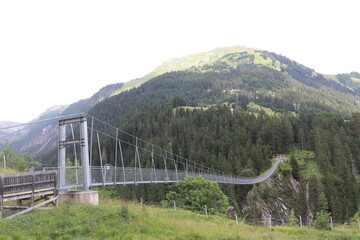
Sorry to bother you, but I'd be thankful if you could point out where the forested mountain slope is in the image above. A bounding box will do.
[85,47,360,223]
[92,104,360,223]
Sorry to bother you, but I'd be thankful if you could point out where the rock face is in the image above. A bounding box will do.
[242,172,313,226]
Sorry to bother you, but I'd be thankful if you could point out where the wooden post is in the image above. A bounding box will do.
[0,175,3,219]
[53,171,58,196]
[173,200,176,211]
[330,216,333,230]
[300,215,303,228]
[205,205,208,216]
[17,199,22,211]
[31,173,35,207]
[269,214,272,230]
[235,214,238,224]
[357,218,360,230]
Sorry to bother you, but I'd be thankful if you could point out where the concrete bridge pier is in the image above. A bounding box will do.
[57,191,99,205]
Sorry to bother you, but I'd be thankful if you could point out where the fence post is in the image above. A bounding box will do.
[205,205,208,216]
[269,214,272,230]
[300,215,303,228]
[53,171,58,195]
[330,216,333,230]
[358,218,360,230]
[0,175,3,219]
[174,200,176,211]
[235,214,238,224]
[31,173,35,207]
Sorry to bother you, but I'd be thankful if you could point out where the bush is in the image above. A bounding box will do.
[120,205,130,219]
[161,176,230,215]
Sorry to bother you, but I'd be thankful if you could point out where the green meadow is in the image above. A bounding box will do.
[1,197,359,240]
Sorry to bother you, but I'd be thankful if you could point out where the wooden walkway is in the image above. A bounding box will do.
[0,171,57,219]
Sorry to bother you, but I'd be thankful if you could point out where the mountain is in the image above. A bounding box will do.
[0,83,123,162]
[115,46,359,102]
[115,46,259,94]
[89,47,360,133]
[112,46,360,116]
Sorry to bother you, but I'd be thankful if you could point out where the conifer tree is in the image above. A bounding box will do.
[290,154,300,181]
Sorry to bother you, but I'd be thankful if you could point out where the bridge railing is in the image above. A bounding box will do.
[0,171,57,196]
[43,160,280,190]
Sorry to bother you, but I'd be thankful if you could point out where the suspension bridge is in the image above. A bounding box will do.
[51,114,282,190]
[0,113,282,219]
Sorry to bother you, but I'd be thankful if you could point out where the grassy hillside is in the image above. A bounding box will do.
[115,46,270,94]
[1,199,359,240]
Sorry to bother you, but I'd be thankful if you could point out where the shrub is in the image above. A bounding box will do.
[161,176,230,215]
[120,205,130,219]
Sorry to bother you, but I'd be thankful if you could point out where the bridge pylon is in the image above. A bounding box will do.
[58,114,91,191]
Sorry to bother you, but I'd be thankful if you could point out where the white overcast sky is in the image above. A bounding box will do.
[1,0,359,122]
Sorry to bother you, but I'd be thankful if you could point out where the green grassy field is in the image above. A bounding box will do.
[1,198,360,240]
[247,102,276,116]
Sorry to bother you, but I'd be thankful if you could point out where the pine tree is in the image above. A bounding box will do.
[288,209,297,226]
[313,192,331,230]
[290,154,300,181]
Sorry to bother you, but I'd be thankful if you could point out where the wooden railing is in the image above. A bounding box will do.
[0,171,57,219]
[0,171,57,196]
